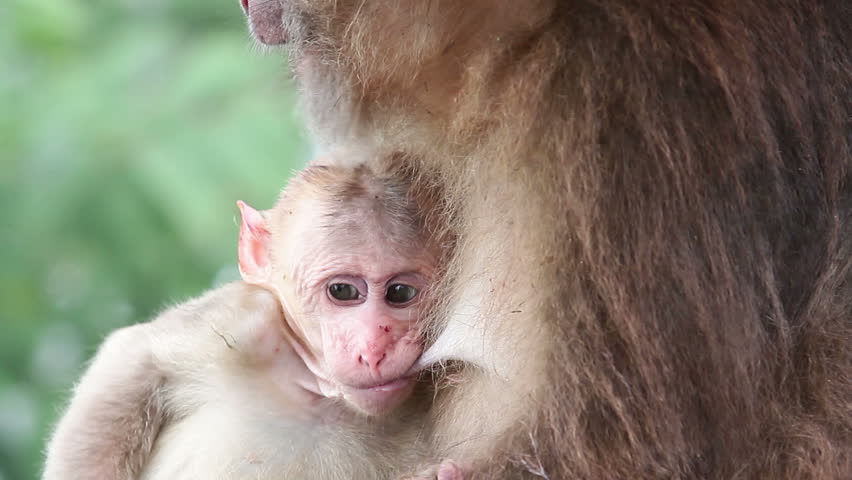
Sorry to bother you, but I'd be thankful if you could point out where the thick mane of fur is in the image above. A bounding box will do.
[521,4,852,479]
[284,0,852,478]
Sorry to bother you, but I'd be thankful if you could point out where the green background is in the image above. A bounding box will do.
[0,1,308,478]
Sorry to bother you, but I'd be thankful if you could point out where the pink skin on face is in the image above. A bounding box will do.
[240,0,288,45]
[237,200,429,415]
[315,268,428,413]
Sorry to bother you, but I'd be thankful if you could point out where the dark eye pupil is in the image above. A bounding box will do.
[329,283,359,301]
[386,284,417,304]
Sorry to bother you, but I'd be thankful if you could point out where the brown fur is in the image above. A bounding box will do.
[267,1,852,478]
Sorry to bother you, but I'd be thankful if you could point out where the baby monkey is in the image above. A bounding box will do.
[236,163,437,414]
[43,162,461,479]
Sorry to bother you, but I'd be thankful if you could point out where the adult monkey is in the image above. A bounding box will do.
[242,1,852,478]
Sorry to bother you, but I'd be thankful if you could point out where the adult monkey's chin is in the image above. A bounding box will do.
[241,0,288,45]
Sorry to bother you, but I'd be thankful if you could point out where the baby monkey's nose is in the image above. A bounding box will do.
[358,351,387,370]
[357,328,396,370]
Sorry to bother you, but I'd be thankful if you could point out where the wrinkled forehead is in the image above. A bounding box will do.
[283,175,420,234]
[268,192,434,272]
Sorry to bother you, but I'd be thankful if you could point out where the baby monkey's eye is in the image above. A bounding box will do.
[385,284,418,305]
[328,283,361,302]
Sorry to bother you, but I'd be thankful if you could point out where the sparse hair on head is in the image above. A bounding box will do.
[270,160,439,258]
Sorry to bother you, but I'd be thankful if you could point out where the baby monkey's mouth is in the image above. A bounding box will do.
[365,376,414,392]
[340,376,418,415]
[344,375,415,393]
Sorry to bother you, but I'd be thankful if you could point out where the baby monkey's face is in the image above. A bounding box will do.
[286,240,435,414]
[237,194,437,415]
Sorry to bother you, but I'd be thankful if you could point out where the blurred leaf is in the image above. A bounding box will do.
[0,1,308,477]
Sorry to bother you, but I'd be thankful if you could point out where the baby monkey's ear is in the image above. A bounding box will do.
[237,200,272,285]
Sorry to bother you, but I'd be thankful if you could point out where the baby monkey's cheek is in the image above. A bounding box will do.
[323,327,355,355]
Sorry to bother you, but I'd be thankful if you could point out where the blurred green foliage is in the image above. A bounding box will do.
[0,1,309,478]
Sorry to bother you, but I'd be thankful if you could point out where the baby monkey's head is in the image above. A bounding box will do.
[238,162,441,414]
